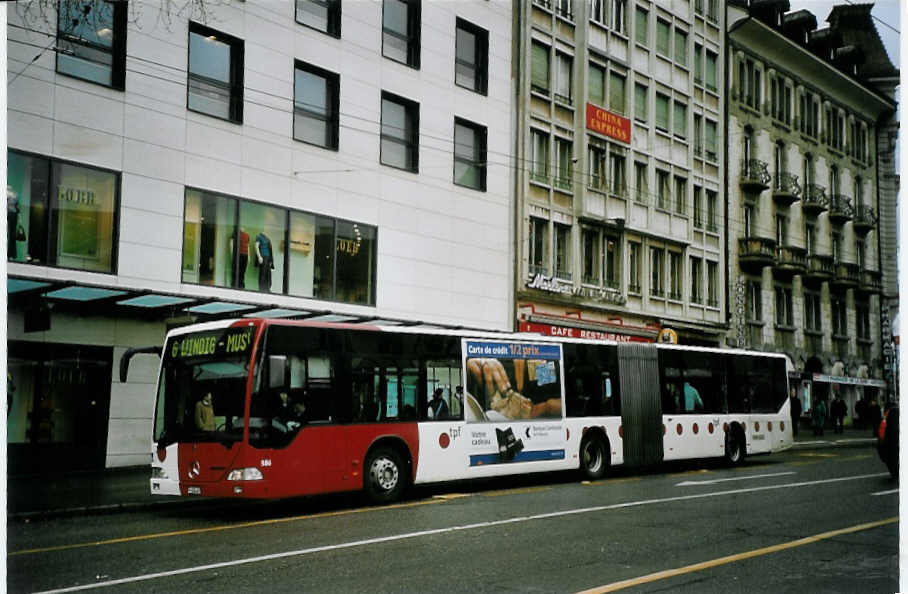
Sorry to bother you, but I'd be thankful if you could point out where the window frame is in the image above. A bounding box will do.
[380,91,420,173]
[453,117,487,192]
[382,0,421,69]
[293,60,340,150]
[455,18,489,95]
[187,22,245,124]
[55,0,127,90]
[295,0,342,38]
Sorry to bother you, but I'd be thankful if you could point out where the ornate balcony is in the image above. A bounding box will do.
[830,261,860,291]
[773,245,807,279]
[857,269,882,296]
[740,159,771,193]
[802,254,834,287]
[852,205,878,235]
[828,194,854,225]
[801,184,828,217]
[738,236,777,272]
[772,172,802,207]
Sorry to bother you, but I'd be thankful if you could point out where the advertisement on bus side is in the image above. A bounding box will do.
[462,340,565,466]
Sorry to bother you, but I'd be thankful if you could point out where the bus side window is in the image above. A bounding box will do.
[305,354,334,423]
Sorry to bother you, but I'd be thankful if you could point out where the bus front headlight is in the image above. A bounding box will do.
[227,467,264,481]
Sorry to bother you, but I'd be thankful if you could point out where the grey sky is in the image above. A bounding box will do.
[786,0,900,66]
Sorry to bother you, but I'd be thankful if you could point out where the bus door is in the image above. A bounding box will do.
[618,343,663,466]
[462,339,568,478]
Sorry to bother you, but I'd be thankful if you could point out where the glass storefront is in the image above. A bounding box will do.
[7,151,119,272]
[182,188,377,305]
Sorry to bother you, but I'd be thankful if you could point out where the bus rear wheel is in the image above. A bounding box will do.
[580,435,609,480]
[725,427,745,466]
[364,447,406,504]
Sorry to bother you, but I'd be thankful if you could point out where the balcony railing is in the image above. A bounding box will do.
[853,205,878,234]
[553,175,573,192]
[831,261,860,291]
[774,245,807,278]
[738,236,777,271]
[772,171,802,206]
[857,268,882,295]
[802,184,828,216]
[828,194,854,224]
[803,254,834,286]
[555,268,572,282]
[740,159,771,192]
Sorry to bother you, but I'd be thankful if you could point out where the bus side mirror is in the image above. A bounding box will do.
[268,355,288,390]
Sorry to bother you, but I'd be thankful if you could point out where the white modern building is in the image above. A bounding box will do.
[726,0,897,419]
[513,0,727,346]
[6,0,514,471]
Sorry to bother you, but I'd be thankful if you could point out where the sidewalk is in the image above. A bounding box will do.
[7,426,879,519]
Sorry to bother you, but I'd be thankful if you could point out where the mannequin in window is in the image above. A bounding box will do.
[229,227,250,288]
[7,185,19,260]
[255,231,274,292]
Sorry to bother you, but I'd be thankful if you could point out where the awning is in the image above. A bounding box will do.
[811,373,887,388]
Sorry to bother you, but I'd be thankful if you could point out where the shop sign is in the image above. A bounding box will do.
[586,103,631,144]
[811,373,887,388]
[657,328,678,344]
[519,321,654,343]
[526,273,627,305]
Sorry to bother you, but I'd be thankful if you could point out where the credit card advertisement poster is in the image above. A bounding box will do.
[462,340,565,465]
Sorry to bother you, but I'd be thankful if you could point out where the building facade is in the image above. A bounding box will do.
[7,0,514,471]
[513,0,727,346]
[726,1,897,421]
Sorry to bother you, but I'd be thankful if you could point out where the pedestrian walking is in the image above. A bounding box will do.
[812,398,827,436]
[831,393,846,434]
[868,399,883,437]
[789,388,802,437]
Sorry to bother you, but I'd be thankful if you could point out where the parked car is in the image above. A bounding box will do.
[877,405,898,479]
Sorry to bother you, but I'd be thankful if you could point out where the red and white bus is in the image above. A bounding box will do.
[131,318,793,504]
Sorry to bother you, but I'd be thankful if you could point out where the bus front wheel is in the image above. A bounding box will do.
[580,435,609,480]
[725,427,745,466]
[364,447,406,504]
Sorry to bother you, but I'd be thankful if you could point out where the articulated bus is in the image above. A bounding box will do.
[130,318,793,504]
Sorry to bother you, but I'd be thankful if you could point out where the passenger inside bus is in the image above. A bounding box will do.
[683,382,705,412]
[195,392,215,431]
[428,387,449,420]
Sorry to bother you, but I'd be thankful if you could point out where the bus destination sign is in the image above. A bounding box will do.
[168,327,255,360]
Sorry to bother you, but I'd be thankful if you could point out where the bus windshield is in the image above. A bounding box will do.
[153,326,257,447]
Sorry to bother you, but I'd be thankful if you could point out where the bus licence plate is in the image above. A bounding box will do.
[188,486,201,495]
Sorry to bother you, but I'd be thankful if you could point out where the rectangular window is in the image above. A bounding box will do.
[690,256,702,303]
[707,260,718,307]
[590,0,606,25]
[832,231,841,262]
[634,162,648,204]
[673,100,687,138]
[704,119,717,161]
[856,239,865,270]
[776,214,787,246]
[775,286,793,326]
[744,204,754,236]
[555,137,573,191]
[635,6,648,46]
[706,190,717,232]
[588,144,607,191]
[694,43,703,83]
[582,229,599,284]
[805,222,815,256]
[669,252,682,300]
[650,247,665,297]
[531,41,550,94]
[294,61,339,149]
[656,169,670,209]
[455,19,488,94]
[188,23,244,123]
[674,176,686,214]
[674,29,687,67]
[554,223,571,279]
[555,0,573,20]
[7,151,119,272]
[655,93,670,132]
[453,118,487,191]
[740,57,760,110]
[383,0,420,67]
[589,63,605,107]
[56,0,126,89]
[628,242,641,293]
[611,0,626,33]
[656,19,671,57]
[529,218,548,274]
[555,52,573,104]
[693,114,703,156]
[856,304,870,340]
[295,0,341,37]
[693,186,703,228]
[747,280,762,321]
[604,236,619,288]
[705,50,717,91]
[380,92,419,172]
[831,298,847,336]
[530,129,549,183]
[805,293,821,331]
[609,71,626,114]
[610,153,626,196]
[634,83,648,122]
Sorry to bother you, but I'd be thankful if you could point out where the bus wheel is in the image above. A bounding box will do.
[580,435,609,480]
[725,427,745,466]
[364,447,406,504]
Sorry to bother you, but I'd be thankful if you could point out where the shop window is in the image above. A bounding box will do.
[454,118,487,191]
[455,19,488,94]
[334,220,376,305]
[56,0,126,89]
[295,0,341,37]
[382,0,420,68]
[187,23,244,123]
[380,92,419,172]
[7,151,119,273]
[294,61,339,150]
[182,189,238,288]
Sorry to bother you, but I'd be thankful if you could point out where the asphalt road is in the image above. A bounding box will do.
[8,444,898,594]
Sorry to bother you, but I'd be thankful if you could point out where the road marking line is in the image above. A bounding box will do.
[575,517,898,593]
[797,452,838,458]
[582,477,642,486]
[872,489,899,496]
[29,472,890,592]
[483,486,551,497]
[676,471,795,486]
